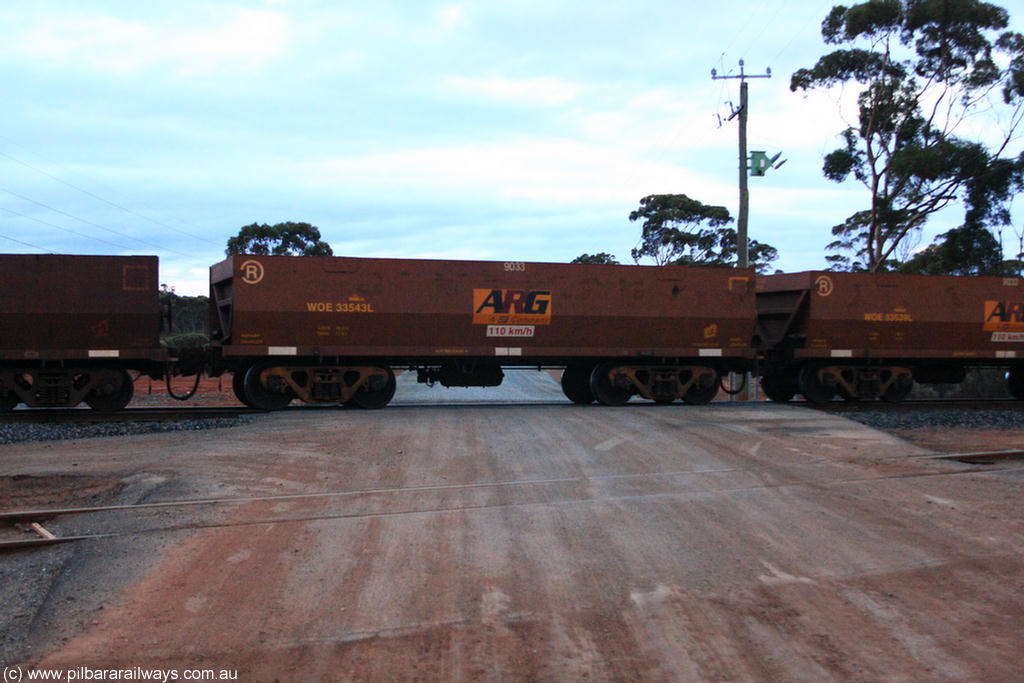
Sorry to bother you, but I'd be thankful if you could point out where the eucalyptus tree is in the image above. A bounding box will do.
[629,194,778,272]
[791,0,1024,271]
[226,221,334,256]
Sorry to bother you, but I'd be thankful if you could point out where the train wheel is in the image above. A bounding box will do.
[682,371,719,405]
[244,362,294,411]
[85,369,134,411]
[589,362,632,406]
[561,364,595,404]
[1008,367,1024,400]
[759,374,796,403]
[0,391,18,412]
[351,367,396,409]
[880,376,911,403]
[881,383,911,403]
[231,368,256,408]
[798,364,834,404]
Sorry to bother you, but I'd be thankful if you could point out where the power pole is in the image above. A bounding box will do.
[711,60,771,269]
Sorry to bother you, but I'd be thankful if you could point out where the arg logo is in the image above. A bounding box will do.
[473,289,552,325]
[984,300,1024,331]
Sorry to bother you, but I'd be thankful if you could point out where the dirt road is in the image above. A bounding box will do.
[2,372,1022,681]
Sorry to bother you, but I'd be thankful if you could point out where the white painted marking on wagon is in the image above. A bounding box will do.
[698,348,722,357]
[88,350,119,358]
[831,349,853,358]
[268,346,297,356]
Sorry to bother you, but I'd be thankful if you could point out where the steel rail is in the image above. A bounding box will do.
[3,454,1021,552]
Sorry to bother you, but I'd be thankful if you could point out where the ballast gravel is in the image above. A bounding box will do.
[842,407,1024,432]
[3,406,1022,446]
[0,417,256,445]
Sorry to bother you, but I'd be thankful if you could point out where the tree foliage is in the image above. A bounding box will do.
[571,252,620,265]
[898,224,1003,274]
[792,0,1024,272]
[159,285,208,336]
[225,221,334,256]
[628,194,778,272]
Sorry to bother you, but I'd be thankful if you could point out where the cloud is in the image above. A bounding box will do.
[293,135,732,207]
[436,5,468,35]
[7,8,294,76]
[441,74,582,106]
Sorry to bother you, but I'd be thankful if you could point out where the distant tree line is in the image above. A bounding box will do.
[160,286,206,334]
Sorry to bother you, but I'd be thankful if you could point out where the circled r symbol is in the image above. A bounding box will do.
[814,275,834,297]
[240,260,264,285]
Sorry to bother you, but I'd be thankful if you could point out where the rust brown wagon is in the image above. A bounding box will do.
[0,254,167,410]
[209,255,757,409]
[756,271,1024,403]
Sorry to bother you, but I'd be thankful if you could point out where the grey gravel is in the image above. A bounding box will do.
[842,408,1024,432]
[0,417,256,445]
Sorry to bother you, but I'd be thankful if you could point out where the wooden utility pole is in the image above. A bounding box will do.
[711,60,771,269]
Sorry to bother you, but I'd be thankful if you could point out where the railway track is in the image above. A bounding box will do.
[0,406,258,423]
[3,447,1022,552]
[0,397,1019,426]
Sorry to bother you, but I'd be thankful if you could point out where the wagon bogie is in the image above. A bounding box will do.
[793,363,914,404]
[0,365,136,411]
[580,362,723,406]
[238,360,398,410]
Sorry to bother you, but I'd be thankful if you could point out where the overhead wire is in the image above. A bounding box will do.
[767,2,831,69]
[0,206,129,252]
[0,230,53,252]
[0,186,191,256]
[745,0,791,62]
[0,148,220,247]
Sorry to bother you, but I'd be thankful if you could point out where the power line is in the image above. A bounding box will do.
[768,3,830,68]
[719,0,794,63]
[0,187,191,256]
[0,231,53,252]
[0,149,220,247]
[0,206,130,252]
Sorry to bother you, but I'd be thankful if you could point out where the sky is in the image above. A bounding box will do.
[1,1,1021,295]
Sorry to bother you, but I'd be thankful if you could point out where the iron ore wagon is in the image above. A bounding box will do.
[208,255,758,409]
[756,271,1024,403]
[0,254,167,410]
